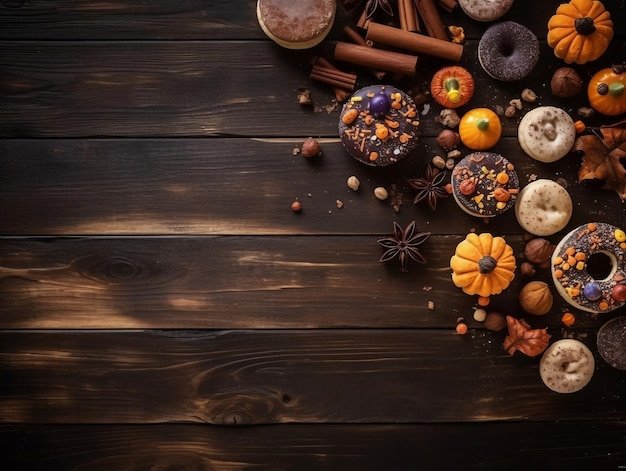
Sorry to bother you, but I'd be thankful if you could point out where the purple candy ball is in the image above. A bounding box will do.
[583,282,602,301]
[369,93,391,117]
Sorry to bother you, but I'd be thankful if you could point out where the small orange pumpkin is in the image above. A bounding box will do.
[459,108,502,150]
[430,66,475,108]
[587,65,626,116]
[450,232,516,298]
[547,0,614,65]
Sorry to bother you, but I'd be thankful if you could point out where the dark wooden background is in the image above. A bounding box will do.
[1,0,625,469]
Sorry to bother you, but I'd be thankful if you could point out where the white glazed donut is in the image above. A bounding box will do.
[514,179,573,236]
[551,222,626,313]
[256,0,336,50]
[540,339,595,393]
[518,106,576,163]
[459,0,514,22]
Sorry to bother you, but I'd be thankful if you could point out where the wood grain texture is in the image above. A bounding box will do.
[1,39,625,138]
[2,423,625,470]
[1,330,625,424]
[0,138,623,236]
[0,235,623,329]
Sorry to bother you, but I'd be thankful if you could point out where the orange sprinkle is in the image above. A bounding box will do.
[391,101,401,110]
[561,312,576,327]
[385,119,400,129]
[587,223,597,231]
[568,255,576,266]
[573,120,586,134]
[364,115,374,125]
[399,134,409,143]
[562,262,571,271]
[575,261,585,270]
[566,247,576,256]
[375,125,389,140]
[554,269,564,279]
[496,172,509,184]
[369,151,379,161]
[456,323,468,335]
[342,109,358,125]
[575,252,586,261]
[477,296,490,307]
[553,256,563,265]
[599,301,609,311]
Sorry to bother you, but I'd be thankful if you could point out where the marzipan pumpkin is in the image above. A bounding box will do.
[459,108,502,150]
[547,0,614,65]
[450,233,516,298]
[430,66,475,109]
[587,65,626,116]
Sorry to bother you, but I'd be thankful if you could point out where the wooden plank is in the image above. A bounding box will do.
[1,330,625,424]
[5,0,620,41]
[0,138,623,236]
[0,235,619,329]
[1,40,625,138]
[2,422,625,469]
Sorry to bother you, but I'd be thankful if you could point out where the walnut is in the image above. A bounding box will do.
[551,67,583,98]
[524,238,555,266]
[484,311,507,332]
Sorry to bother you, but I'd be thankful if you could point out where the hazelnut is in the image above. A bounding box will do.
[374,186,388,200]
[484,311,507,331]
[347,175,360,191]
[291,201,302,212]
[520,262,536,277]
[301,137,321,158]
[436,129,460,150]
[550,67,583,98]
[519,281,553,315]
[524,238,555,265]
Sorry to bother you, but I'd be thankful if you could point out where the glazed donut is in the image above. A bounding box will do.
[539,339,595,393]
[478,21,539,81]
[518,106,576,163]
[514,179,572,236]
[551,222,626,313]
[458,0,514,22]
[451,152,519,218]
[339,85,419,166]
[256,0,336,49]
[597,317,626,370]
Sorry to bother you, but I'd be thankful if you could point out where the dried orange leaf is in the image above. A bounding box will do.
[503,316,551,357]
[574,120,626,201]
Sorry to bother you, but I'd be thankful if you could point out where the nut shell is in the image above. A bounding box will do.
[519,281,553,315]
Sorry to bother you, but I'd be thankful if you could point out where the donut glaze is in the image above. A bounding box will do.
[551,223,626,313]
[458,0,514,22]
[339,85,419,166]
[539,339,595,393]
[518,106,576,163]
[478,21,539,81]
[451,152,519,217]
[514,179,572,236]
[256,0,336,49]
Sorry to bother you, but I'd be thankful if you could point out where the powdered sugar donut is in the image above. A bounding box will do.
[514,179,572,236]
[459,0,514,22]
[540,339,595,393]
[518,106,576,163]
[551,222,626,313]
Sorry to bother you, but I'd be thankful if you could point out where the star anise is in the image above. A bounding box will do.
[407,164,448,211]
[378,221,430,272]
[364,0,394,19]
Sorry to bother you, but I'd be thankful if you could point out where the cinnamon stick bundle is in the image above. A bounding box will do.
[366,22,463,62]
[310,56,351,102]
[342,26,387,80]
[330,41,419,76]
[399,0,420,33]
[413,0,448,41]
[310,64,357,89]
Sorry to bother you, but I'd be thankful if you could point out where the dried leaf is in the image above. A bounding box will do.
[503,316,551,357]
[574,120,626,201]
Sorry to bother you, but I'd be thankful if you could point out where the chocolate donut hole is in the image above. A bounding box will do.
[586,251,616,281]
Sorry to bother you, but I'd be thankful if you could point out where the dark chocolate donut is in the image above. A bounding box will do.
[478,21,539,81]
[598,317,626,370]
[339,85,419,166]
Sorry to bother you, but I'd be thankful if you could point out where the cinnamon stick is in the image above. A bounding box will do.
[342,26,387,80]
[399,0,419,33]
[331,41,419,76]
[366,22,463,62]
[310,64,357,89]
[311,56,352,102]
[435,0,458,13]
[413,0,448,41]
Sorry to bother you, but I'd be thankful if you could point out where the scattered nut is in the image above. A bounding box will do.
[524,238,555,266]
[519,281,553,315]
[347,175,360,191]
[445,158,455,170]
[297,88,312,105]
[448,25,465,44]
[447,149,461,159]
[494,104,505,116]
[436,108,460,128]
[473,308,487,322]
[291,201,302,212]
[520,262,536,277]
[374,186,388,200]
[504,105,517,118]
[300,137,321,158]
[551,67,583,98]
[521,88,537,102]
[436,129,460,150]
[484,311,507,331]
[336,199,344,209]
[578,106,595,118]
[427,300,435,310]
[432,155,446,169]
[509,98,522,110]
